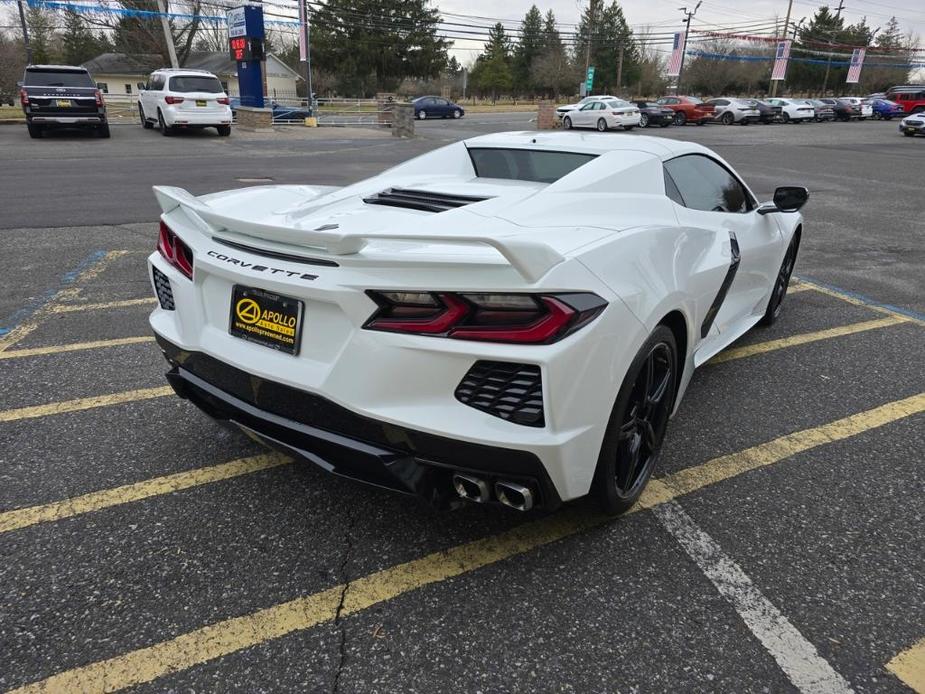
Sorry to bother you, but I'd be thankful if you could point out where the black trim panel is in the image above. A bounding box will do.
[155,335,561,509]
[212,236,340,267]
[701,232,741,338]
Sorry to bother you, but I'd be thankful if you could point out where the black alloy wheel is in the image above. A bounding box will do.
[594,326,677,516]
[760,236,799,326]
[639,113,649,127]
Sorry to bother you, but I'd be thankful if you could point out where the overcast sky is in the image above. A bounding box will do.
[438,0,925,63]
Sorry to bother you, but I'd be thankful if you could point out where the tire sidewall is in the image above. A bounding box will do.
[563,116,572,129]
[593,325,678,515]
[597,118,607,132]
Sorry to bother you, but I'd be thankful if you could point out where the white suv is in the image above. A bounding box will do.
[138,69,233,136]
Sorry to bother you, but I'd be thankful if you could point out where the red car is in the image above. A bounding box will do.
[656,96,716,125]
[887,87,925,114]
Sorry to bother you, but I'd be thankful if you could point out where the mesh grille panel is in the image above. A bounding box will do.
[455,361,544,428]
[153,265,175,310]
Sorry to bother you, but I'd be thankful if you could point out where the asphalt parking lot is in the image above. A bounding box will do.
[1,116,923,693]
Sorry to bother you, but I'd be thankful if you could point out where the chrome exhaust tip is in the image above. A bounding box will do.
[453,474,490,503]
[495,481,534,512]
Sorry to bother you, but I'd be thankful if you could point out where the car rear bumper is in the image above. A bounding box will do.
[163,106,233,127]
[156,333,563,510]
[28,115,104,125]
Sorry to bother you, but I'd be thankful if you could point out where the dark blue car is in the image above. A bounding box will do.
[871,99,903,120]
[412,96,465,120]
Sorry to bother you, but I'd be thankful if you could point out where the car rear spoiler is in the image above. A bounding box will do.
[153,185,564,283]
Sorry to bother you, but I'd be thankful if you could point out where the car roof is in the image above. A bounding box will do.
[463,131,709,159]
[153,68,218,76]
[26,64,88,72]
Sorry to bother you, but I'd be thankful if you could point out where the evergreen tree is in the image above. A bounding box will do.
[531,10,575,98]
[470,23,512,101]
[26,7,58,64]
[512,5,543,95]
[62,12,100,65]
[311,0,449,96]
[574,1,640,95]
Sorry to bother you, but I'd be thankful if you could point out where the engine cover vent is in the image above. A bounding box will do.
[363,187,490,213]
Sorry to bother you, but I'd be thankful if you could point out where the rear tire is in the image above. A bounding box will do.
[721,111,734,125]
[782,112,791,123]
[158,110,173,136]
[27,123,43,139]
[593,326,677,516]
[639,113,649,128]
[597,117,608,132]
[217,124,231,136]
[760,234,799,326]
[97,124,111,138]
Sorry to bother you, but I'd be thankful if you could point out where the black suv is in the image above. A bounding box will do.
[19,65,109,138]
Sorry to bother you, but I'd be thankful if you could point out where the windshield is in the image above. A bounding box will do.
[468,148,597,184]
[24,69,94,88]
[169,76,223,93]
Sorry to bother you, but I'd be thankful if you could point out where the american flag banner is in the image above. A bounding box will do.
[666,32,686,77]
[770,40,792,80]
[846,48,866,83]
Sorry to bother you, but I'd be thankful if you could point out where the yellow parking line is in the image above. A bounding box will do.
[0,454,290,534]
[887,637,925,693]
[0,386,173,423]
[797,279,925,328]
[0,336,156,361]
[13,392,924,694]
[0,250,130,353]
[51,298,157,314]
[787,283,813,294]
[711,316,908,364]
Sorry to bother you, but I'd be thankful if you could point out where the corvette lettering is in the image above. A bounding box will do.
[207,250,318,281]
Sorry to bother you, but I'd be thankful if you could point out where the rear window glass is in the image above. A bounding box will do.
[607,100,631,108]
[168,76,223,93]
[468,148,597,184]
[24,69,94,88]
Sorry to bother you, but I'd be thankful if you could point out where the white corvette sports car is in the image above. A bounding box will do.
[149,132,807,515]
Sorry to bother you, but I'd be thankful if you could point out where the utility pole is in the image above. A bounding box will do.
[768,0,793,97]
[583,0,596,78]
[302,0,313,107]
[676,1,701,93]
[16,0,32,64]
[821,0,844,96]
[155,0,179,68]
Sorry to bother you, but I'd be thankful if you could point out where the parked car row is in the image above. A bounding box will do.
[555,93,913,131]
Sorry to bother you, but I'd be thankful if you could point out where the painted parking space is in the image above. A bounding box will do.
[1,122,923,692]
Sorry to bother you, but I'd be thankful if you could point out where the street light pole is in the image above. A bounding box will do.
[676,1,701,94]
[155,0,179,68]
[16,0,32,64]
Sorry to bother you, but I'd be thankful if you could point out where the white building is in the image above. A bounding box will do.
[81,51,303,98]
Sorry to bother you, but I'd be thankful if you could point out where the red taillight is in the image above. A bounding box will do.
[217,97,229,105]
[364,291,606,344]
[164,95,184,105]
[19,88,28,106]
[95,89,104,106]
[157,221,193,279]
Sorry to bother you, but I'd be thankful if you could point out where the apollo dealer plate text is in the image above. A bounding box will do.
[229,285,303,355]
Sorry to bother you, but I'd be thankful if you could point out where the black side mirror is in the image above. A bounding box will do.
[758,186,809,214]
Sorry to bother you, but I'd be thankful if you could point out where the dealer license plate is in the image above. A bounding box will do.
[229,285,303,355]
[196,100,207,107]
[906,127,917,133]
[56,100,72,108]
